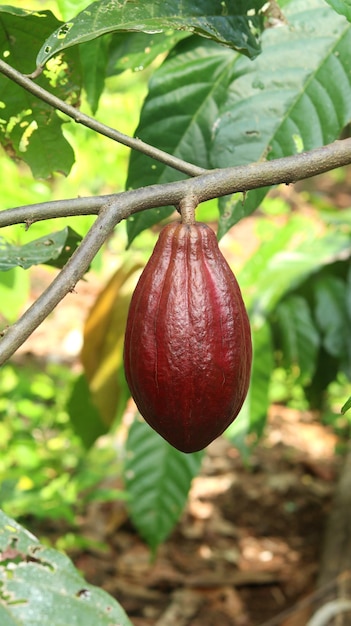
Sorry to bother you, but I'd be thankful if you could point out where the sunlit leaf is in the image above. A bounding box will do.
[238,217,351,317]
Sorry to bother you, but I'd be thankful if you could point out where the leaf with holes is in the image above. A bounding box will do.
[0,227,82,271]
[0,7,81,177]
[125,417,203,552]
[0,509,133,625]
[37,0,266,66]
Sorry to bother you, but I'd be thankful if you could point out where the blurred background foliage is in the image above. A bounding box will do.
[0,0,350,554]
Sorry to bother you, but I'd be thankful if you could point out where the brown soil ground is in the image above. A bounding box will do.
[71,406,342,626]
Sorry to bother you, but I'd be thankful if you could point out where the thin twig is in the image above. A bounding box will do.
[0,59,206,178]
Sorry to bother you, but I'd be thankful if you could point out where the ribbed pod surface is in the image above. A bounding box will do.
[123,221,252,453]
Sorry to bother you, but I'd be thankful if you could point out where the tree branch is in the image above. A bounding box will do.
[0,59,206,178]
[1,138,351,229]
[1,128,351,364]
[0,197,130,365]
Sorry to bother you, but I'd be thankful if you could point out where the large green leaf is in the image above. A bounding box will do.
[126,37,234,244]
[215,0,351,236]
[125,417,203,552]
[0,7,81,178]
[126,0,351,243]
[0,509,132,626]
[272,295,320,384]
[0,227,82,271]
[37,0,266,67]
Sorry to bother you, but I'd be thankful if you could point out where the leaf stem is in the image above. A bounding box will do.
[0,60,206,178]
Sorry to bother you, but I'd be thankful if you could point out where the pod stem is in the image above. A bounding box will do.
[179,195,199,225]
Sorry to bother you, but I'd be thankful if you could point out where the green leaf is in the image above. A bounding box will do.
[239,216,351,317]
[125,417,203,552]
[216,0,351,237]
[0,227,82,271]
[126,36,233,244]
[341,396,351,413]
[273,295,320,384]
[324,0,351,21]
[37,0,266,67]
[314,274,351,373]
[226,321,274,455]
[0,509,133,626]
[66,374,108,449]
[0,7,81,178]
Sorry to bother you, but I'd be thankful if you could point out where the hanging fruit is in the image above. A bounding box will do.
[124,201,252,453]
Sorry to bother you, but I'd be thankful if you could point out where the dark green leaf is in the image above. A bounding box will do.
[324,0,351,21]
[0,8,81,178]
[273,296,320,384]
[125,417,203,552]
[126,37,233,244]
[37,0,266,66]
[66,374,108,449]
[314,274,351,373]
[341,396,351,413]
[0,227,82,271]
[0,509,133,626]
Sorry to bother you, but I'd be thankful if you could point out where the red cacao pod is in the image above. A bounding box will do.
[123,221,252,453]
